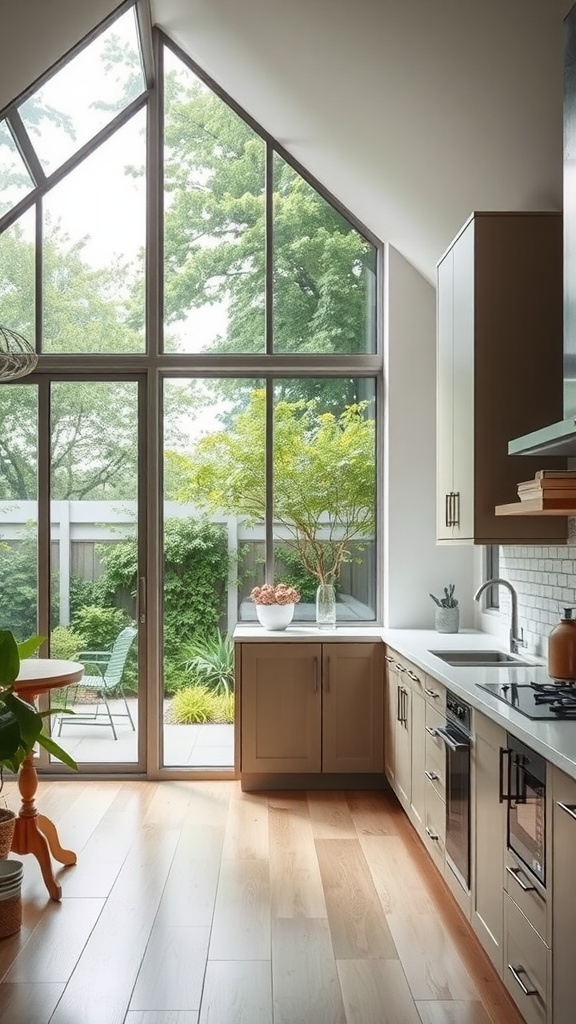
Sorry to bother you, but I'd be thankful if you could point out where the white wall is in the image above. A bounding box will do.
[0,0,122,113]
[0,0,571,284]
[384,244,473,628]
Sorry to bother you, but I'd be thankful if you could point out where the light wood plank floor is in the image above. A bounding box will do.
[0,781,525,1024]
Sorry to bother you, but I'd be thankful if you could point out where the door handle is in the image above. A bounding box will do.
[138,576,146,624]
[499,747,511,803]
[557,801,576,822]
[435,726,468,752]
[506,864,536,893]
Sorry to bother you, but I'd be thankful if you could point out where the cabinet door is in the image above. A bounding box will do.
[436,245,455,541]
[322,643,383,773]
[241,643,321,773]
[410,685,425,834]
[552,766,576,1024]
[384,655,398,784]
[395,679,411,810]
[471,710,506,975]
[451,221,475,539]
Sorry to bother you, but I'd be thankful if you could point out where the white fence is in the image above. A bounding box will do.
[0,500,375,626]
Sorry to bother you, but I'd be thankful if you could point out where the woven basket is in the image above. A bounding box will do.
[0,810,16,860]
[0,892,22,938]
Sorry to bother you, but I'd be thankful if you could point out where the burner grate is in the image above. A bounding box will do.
[531,681,576,717]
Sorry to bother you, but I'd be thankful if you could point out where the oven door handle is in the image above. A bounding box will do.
[434,726,469,752]
[499,747,511,803]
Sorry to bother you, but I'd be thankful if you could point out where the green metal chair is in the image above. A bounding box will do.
[57,625,137,740]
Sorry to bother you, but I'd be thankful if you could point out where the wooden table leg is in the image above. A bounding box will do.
[10,748,76,902]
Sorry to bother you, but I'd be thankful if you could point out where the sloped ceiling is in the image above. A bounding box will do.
[1,0,573,283]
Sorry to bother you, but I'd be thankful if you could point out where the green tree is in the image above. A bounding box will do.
[171,388,375,584]
[0,222,195,500]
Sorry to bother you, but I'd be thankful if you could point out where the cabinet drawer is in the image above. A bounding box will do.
[424,739,445,799]
[504,893,548,1024]
[504,850,547,944]
[423,675,446,709]
[424,705,446,799]
[423,780,446,874]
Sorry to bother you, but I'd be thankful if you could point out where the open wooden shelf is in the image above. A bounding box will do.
[495,496,576,516]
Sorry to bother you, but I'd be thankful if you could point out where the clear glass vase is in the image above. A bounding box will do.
[316,582,336,630]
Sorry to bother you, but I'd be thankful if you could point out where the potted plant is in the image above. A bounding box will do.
[0,629,77,854]
[430,584,459,633]
[250,583,301,631]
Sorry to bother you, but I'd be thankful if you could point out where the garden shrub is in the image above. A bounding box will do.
[50,625,86,660]
[71,605,129,650]
[182,629,234,695]
[170,684,234,724]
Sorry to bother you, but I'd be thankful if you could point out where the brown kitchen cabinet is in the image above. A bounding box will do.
[239,641,383,776]
[436,211,566,544]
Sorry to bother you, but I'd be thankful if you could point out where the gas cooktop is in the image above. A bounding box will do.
[476,680,576,720]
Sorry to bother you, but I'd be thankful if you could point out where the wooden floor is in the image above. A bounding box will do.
[0,780,525,1024]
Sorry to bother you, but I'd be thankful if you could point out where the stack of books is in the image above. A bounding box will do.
[517,470,576,507]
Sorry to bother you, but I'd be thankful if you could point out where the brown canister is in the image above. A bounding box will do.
[548,606,576,680]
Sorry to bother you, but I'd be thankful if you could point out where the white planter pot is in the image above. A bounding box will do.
[255,603,295,631]
[435,606,459,633]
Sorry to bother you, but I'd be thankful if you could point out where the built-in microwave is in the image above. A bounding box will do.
[500,735,546,887]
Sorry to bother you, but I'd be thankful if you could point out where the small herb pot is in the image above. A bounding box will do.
[435,606,459,633]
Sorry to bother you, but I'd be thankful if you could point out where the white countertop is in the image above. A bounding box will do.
[382,628,576,781]
[234,623,576,781]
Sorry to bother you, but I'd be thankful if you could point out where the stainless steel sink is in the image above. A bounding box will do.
[429,649,530,668]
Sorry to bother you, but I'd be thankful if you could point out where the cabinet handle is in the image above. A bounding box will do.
[313,656,319,693]
[424,770,439,781]
[506,864,536,893]
[406,670,420,683]
[396,663,406,673]
[425,826,439,841]
[325,656,331,693]
[397,684,402,723]
[425,725,437,736]
[385,655,395,663]
[424,688,440,699]
[557,801,576,822]
[499,747,511,803]
[445,492,450,528]
[453,491,460,527]
[507,964,538,997]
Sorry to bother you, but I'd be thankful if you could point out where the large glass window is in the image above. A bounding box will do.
[0,6,382,776]
[163,48,266,354]
[17,7,145,176]
[0,384,38,640]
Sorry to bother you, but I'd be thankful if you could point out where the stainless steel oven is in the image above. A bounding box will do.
[500,735,546,887]
[435,691,471,891]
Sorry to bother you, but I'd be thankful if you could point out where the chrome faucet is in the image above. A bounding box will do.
[473,577,525,654]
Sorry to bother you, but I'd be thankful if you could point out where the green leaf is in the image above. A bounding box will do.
[0,630,20,686]
[17,634,45,660]
[36,732,78,771]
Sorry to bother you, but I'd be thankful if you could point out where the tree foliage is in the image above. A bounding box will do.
[171,388,375,583]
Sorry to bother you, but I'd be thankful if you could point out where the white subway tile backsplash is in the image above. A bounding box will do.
[500,539,576,656]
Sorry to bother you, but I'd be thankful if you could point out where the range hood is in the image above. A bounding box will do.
[510,5,576,457]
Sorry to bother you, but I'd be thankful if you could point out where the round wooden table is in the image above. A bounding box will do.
[11,658,83,901]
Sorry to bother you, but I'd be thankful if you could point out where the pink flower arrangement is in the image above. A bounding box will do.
[250,583,300,606]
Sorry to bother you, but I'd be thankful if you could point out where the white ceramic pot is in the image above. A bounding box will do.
[255,603,295,631]
[435,606,459,633]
